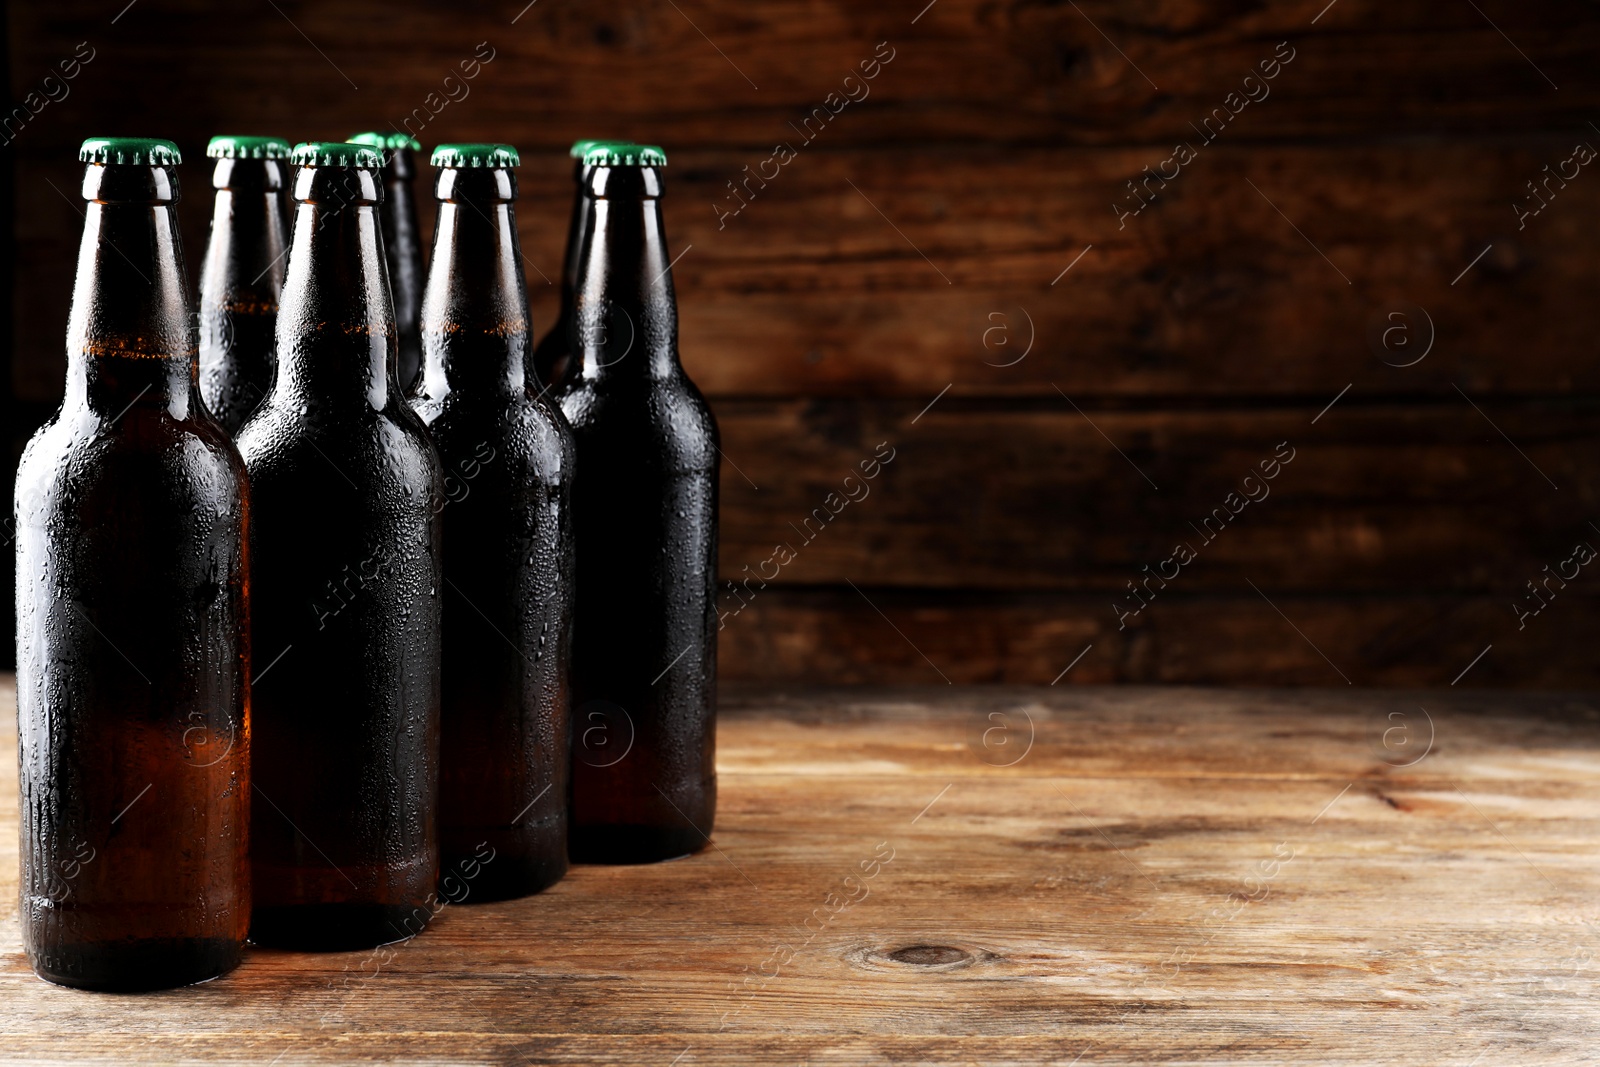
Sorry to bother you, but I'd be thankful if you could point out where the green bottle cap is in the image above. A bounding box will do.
[348,131,422,152]
[290,141,384,168]
[207,135,292,161]
[569,139,602,159]
[431,143,520,169]
[581,142,667,167]
[79,137,181,166]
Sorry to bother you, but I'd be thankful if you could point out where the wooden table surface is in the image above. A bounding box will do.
[0,677,1596,1065]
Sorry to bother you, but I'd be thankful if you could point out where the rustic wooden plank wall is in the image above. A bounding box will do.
[8,0,1599,685]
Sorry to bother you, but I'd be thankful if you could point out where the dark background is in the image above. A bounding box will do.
[5,0,1599,686]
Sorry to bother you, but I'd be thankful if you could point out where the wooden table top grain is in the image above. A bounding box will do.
[1,677,1596,1065]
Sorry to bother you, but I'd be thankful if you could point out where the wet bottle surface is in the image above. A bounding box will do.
[197,135,291,435]
[236,141,443,950]
[529,140,597,389]
[350,132,424,393]
[410,143,574,901]
[14,137,250,990]
[556,143,719,864]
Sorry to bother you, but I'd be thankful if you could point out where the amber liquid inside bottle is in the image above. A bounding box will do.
[14,159,251,990]
[237,161,443,950]
[411,163,575,901]
[197,155,289,434]
[557,162,719,864]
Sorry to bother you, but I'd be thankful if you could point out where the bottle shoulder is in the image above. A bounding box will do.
[555,375,719,477]
[16,406,248,519]
[21,403,244,465]
[410,386,576,481]
[236,396,442,489]
[556,372,717,433]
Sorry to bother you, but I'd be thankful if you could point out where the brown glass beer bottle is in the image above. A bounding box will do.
[349,131,424,392]
[411,143,575,900]
[556,143,720,864]
[14,137,250,989]
[529,139,598,388]
[197,135,291,434]
[237,142,443,950]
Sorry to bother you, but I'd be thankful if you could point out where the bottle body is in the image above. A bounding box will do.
[411,161,575,901]
[15,154,250,990]
[237,158,442,950]
[556,161,719,864]
[197,156,289,433]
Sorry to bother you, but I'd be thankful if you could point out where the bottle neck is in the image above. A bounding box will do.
[383,147,417,183]
[200,159,289,364]
[418,167,529,397]
[64,164,196,420]
[273,166,396,411]
[381,151,422,323]
[202,158,289,300]
[571,164,679,382]
[555,162,592,325]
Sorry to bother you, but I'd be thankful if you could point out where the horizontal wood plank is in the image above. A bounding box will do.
[712,400,1598,593]
[715,587,1600,687]
[2,679,1598,1063]
[10,0,1598,150]
[670,142,1600,399]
